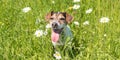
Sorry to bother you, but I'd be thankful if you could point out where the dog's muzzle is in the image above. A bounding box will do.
[51,22,64,34]
[52,22,58,29]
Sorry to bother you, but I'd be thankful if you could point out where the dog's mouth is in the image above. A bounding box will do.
[51,28,63,42]
[53,28,63,34]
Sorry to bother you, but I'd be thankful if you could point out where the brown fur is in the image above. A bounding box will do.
[45,11,73,24]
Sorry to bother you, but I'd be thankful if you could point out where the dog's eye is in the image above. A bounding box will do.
[60,18,65,20]
[50,18,54,20]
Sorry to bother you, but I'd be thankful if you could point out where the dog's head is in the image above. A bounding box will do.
[45,11,73,33]
[45,11,73,43]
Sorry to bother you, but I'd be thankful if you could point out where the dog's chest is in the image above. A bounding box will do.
[58,26,73,45]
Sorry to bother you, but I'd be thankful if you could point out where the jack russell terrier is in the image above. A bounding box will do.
[45,11,73,51]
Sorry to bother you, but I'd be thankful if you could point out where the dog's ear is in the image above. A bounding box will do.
[45,11,54,21]
[64,12,73,24]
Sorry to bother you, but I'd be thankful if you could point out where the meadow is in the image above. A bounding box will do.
[0,0,120,60]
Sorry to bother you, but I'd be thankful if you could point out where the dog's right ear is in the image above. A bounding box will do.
[45,11,54,21]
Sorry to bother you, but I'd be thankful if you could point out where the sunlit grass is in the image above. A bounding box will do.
[0,0,120,60]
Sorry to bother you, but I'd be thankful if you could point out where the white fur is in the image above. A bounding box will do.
[50,20,65,29]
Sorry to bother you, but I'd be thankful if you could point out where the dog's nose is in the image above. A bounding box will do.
[52,22,58,29]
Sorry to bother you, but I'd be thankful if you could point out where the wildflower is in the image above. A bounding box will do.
[73,0,80,3]
[22,7,31,13]
[86,8,93,14]
[34,30,44,37]
[53,51,61,60]
[73,4,80,10]
[46,24,51,28]
[83,21,89,25]
[74,21,79,25]
[100,17,110,23]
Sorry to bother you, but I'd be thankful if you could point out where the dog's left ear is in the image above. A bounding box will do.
[63,12,73,24]
[45,11,54,21]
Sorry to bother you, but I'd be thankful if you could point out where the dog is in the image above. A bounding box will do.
[45,11,73,51]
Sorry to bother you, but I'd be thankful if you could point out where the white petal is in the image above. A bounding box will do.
[83,21,89,25]
[53,51,62,60]
[73,4,80,10]
[46,24,51,28]
[22,7,31,13]
[86,8,93,14]
[74,21,79,25]
[73,0,80,3]
[100,17,110,23]
[34,30,44,37]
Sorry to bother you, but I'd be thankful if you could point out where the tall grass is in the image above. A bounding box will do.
[0,0,120,60]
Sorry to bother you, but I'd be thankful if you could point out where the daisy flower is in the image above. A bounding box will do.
[34,30,44,37]
[73,4,80,10]
[83,21,89,25]
[53,51,61,60]
[73,0,80,3]
[46,24,51,28]
[100,17,110,23]
[74,21,79,25]
[22,7,31,13]
[86,8,93,14]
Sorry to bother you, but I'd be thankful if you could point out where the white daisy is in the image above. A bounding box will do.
[86,8,93,14]
[73,0,80,3]
[34,30,44,37]
[53,51,61,60]
[100,17,110,23]
[46,24,51,28]
[83,21,89,25]
[22,7,31,13]
[73,4,80,10]
[74,21,79,25]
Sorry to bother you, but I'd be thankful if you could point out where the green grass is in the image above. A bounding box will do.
[0,0,120,60]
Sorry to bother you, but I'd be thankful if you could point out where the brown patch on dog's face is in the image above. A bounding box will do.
[46,12,66,23]
[45,11,73,24]
[45,11,73,29]
[57,13,67,24]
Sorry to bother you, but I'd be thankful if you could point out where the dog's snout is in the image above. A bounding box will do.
[52,22,58,29]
